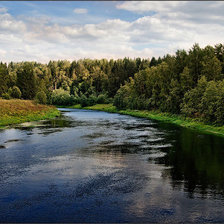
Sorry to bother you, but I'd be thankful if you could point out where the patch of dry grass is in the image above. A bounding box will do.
[0,99,60,127]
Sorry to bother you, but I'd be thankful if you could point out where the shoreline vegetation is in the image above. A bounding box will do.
[2,98,224,137]
[1,43,224,135]
[58,104,224,137]
[0,99,60,128]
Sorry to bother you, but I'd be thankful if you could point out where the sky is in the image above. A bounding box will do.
[0,1,224,63]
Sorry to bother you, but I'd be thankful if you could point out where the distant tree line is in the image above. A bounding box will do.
[0,43,224,125]
[0,57,154,106]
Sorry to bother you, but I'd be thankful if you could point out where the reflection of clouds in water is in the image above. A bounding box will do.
[0,128,25,146]
[1,109,224,222]
[125,163,224,222]
[80,112,171,155]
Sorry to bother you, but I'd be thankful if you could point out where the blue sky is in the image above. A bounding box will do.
[0,1,224,62]
[0,1,149,24]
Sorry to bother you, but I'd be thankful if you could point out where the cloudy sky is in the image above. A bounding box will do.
[0,1,224,62]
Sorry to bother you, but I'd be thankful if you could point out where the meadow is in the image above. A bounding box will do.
[0,99,60,128]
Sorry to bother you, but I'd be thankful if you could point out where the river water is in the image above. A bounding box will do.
[0,108,224,223]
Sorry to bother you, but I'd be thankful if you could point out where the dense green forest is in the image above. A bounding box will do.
[1,43,224,125]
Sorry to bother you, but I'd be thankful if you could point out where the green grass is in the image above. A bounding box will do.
[0,109,60,129]
[56,104,82,109]
[66,103,224,137]
[0,99,60,128]
[84,104,117,112]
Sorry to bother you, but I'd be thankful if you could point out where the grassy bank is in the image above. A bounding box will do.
[0,99,60,128]
[63,103,224,137]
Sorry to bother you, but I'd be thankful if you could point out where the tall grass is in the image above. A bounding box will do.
[0,99,60,127]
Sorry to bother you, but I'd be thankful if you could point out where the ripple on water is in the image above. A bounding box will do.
[1,109,224,223]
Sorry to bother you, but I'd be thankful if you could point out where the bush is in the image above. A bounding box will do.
[10,86,22,99]
[113,86,130,109]
[71,95,80,105]
[88,95,97,106]
[80,94,88,107]
[51,89,75,106]
[46,91,53,105]
[96,93,109,104]
[7,88,12,96]
[35,91,47,104]
[2,93,11,100]
[79,93,111,107]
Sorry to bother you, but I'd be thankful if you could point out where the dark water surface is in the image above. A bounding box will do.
[1,109,224,223]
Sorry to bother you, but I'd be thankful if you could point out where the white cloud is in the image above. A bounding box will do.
[73,8,88,14]
[0,49,6,55]
[117,1,184,13]
[115,1,224,53]
[0,2,224,62]
[0,13,26,33]
[0,7,7,13]
[116,1,224,26]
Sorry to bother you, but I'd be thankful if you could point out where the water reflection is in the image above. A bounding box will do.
[155,127,224,199]
[0,108,224,222]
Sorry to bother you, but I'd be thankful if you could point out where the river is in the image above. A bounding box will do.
[0,108,224,222]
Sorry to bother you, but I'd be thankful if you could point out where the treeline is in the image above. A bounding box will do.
[1,43,224,125]
[0,57,156,106]
[114,44,224,125]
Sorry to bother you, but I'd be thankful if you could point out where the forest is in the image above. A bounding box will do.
[1,43,224,125]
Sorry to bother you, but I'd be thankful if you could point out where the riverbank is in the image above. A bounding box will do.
[60,103,224,137]
[0,99,60,128]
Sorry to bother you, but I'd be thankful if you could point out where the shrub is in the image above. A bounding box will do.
[80,94,103,107]
[35,91,47,104]
[80,94,88,107]
[96,93,109,104]
[7,88,13,96]
[46,91,53,105]
[79,93,111,107]
[113,86,130,109]
[70,95,80,105]
[87,95,97,106]
[2,93,11,100]
[51,89,75,106]
[10,86,22,99]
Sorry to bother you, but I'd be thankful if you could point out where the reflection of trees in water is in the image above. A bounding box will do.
[15,115,73,136]
[156,127,224,198]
